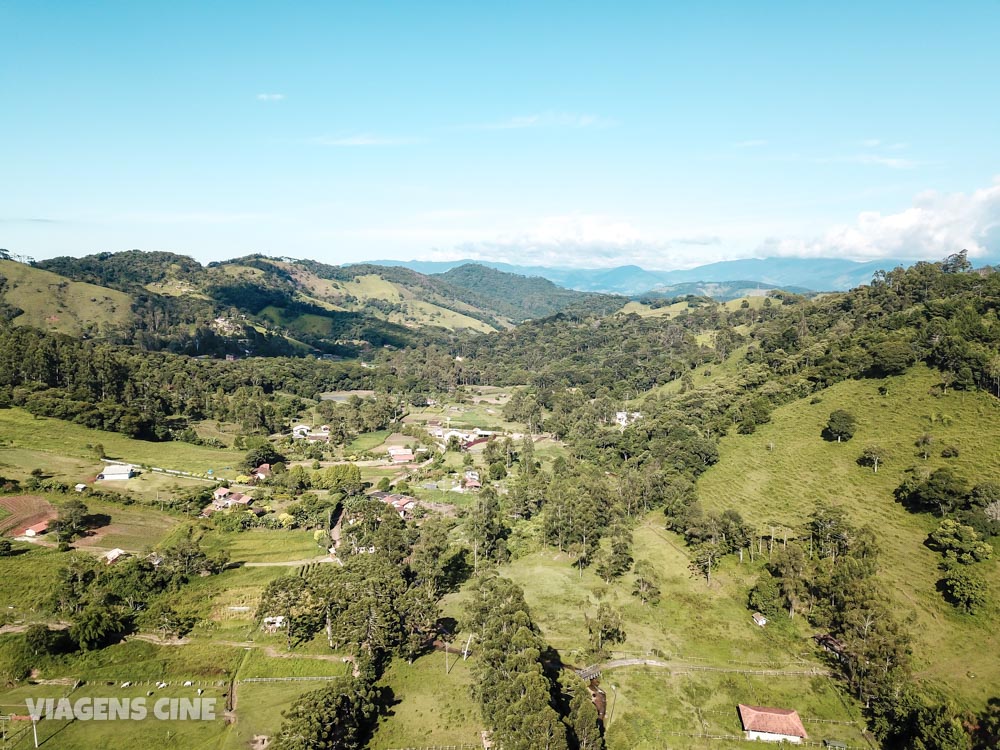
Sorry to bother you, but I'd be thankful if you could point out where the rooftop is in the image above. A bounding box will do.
[737,704,808,739]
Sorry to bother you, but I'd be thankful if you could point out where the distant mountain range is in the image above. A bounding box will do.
[370,255,994,295]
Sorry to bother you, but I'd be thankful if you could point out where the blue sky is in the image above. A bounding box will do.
[2,1,999,269]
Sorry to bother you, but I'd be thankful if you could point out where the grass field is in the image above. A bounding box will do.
[0,543,66,614]
[199,529,328,564]
[346,430,391,453]
[221,680,325,750]
[367,650,483,749]
[437,510,865,750]
[605,668,866,750]
[697,365,1000,709]
[0,259,134,336]
[0,408,240,474]
[72,499,178,552]
[0,681,228,750]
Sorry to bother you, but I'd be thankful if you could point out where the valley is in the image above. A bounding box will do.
[0,251,997,750]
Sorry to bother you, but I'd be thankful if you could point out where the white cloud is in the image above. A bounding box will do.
[734,139,768,148]
[446,215,725,269]
[843,154,918,169]
[468,112,615,131]
[758,177,1000,260]
[861,138,881,147]
[308,134,422,146]
[256,93,285,101]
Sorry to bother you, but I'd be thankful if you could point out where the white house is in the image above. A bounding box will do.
[752,612,768,627]
[103,548,128,565]
[262,616,286,633]
[97,464,135,481]
[737,704,808,744]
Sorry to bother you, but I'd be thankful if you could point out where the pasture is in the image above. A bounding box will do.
[697,365,1000,709]
[0,408,240,474]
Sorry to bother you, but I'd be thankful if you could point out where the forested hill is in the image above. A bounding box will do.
[23,252,618,353]
[437,263,620,320]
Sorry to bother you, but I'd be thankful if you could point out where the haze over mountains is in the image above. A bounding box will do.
[373,255,986,295]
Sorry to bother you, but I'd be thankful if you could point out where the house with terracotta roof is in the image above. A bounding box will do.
[387,447,414,464]
[737,704,808,743]
[23,521,49,537]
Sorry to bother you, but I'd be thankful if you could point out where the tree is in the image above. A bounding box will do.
[940,565,988,613]
[595,533,632,583]
[974,698,1000,750]
[896,467,970,516]
[0,539,12,556]
[916,433,935,460]
[858,444,886,473]
[631,561,661,606]
[70,603,122,651]
[689,541,721,585]
[51,499,90,542]
[563,674,604,750]
[468,487,506,573]
[587,603,625,655]
[824,410,857,443]
[870,340,916,376]
[241,444,286,472]
[24,624,59,656]
[270,676,381,750]
[748,573,782,618]
[770,543,808,617]
[908,702,973,750]
[140,602,195,640]
[928,519,993,564]
[257,575,311,650]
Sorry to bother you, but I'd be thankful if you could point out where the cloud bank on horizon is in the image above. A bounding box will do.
[412,179,1000,270]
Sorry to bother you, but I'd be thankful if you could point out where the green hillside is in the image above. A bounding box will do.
[698,365,1000,708]
[0,259,133,335]
[438,263,622,321]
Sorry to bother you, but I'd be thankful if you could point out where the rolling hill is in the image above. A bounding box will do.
[6,251,620,357]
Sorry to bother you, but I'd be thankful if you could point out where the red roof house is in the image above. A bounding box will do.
[23,521,49,537]
[737,704,808,743]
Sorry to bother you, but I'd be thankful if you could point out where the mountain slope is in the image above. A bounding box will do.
[0,259,134,335]
[437,263,621,319]
[697,366,1000,707]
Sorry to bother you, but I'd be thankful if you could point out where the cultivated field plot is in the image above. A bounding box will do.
[0,494,55,536]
